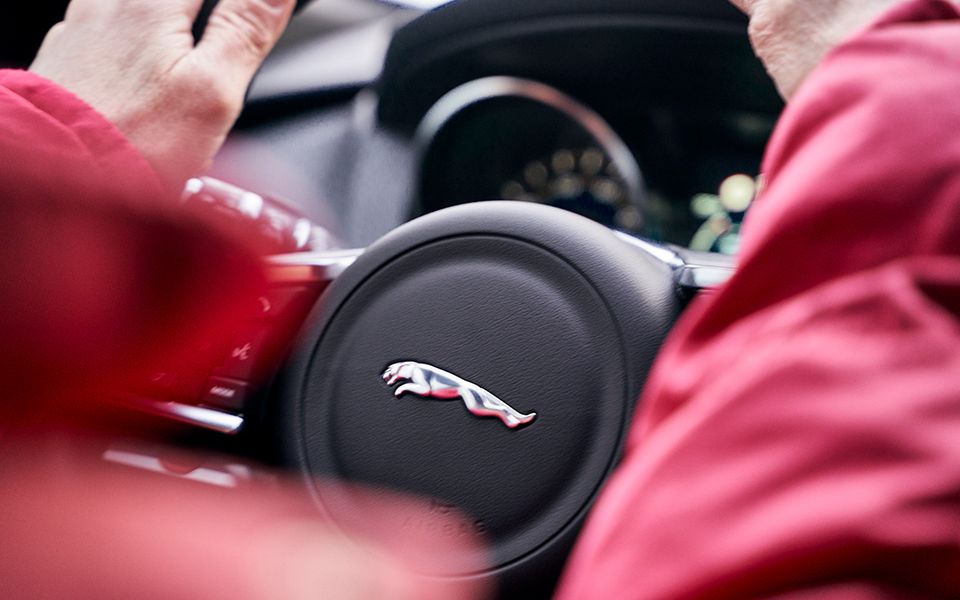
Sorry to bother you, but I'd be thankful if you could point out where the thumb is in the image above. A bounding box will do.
[728,0,755,15]
[194,0,295,89]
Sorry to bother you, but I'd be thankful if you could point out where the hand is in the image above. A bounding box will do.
[0,442,490,600]
[729,0,902,99]
[30,0,295,190]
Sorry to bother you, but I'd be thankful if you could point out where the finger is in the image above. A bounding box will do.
[194,0,295,87]
[63,0,202,25]
[36,21,67,48]
[61,0,112,21]
[728,0,754,15]
[60,0,207,49]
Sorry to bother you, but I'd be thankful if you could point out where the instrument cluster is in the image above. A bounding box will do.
[498,146,638,232]
[414,77,771,255]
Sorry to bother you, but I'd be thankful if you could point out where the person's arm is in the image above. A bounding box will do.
[730,0,904,100]
[557,0,960,597]
[30,0,296,190]
[0,0,294,408]
[669,0,960,354]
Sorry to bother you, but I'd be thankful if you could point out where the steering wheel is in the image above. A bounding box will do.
[291,202,736,596]
[133,1,744,597]
[145,179,734,597]
[162,181,733,597]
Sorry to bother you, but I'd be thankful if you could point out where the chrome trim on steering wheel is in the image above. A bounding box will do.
[615,232,737,293]
[138,399,245,435]
[266,249,363,283]
[134,235,729,436]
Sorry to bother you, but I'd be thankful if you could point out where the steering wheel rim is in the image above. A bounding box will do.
[275,201,703,596]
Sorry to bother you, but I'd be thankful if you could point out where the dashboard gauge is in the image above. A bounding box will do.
[413,76,769,250]
[498,147,641,231]
[414,77,647,232]
[688,173,759,255]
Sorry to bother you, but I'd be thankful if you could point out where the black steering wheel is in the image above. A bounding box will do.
[127,0,754,597]
[156,180,734,597]
[270,201,732,597]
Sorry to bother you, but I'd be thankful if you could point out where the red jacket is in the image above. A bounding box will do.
[0,69,261,408]
[0,76,483,600]
[5,0,960,596]
[558,0,960,597]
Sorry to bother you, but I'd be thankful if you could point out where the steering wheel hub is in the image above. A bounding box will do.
[281,202,678,590]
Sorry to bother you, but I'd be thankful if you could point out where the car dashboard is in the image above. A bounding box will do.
[229,0,783,254]
[0,2,790,599]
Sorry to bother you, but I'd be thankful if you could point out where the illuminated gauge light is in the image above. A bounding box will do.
[691,193,723,218]
[500,180,526,200]
[690,215,730,251]
[524,161,549,189]
[605,162,621,179]
[579,148,605,177]
[551,150,576,174]
[590,178,624,205]
[551,174,585,199]
[615,205,644,230]
[717,230,743,255]
[504,147,638,231]
[709,214,732,235]
[718,173,757,213]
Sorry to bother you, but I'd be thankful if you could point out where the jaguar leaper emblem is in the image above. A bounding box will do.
[382,361,537,429]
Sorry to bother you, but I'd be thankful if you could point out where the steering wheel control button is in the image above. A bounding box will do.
[142,367,209,401]
[215,327,274,382]
[183,177,327,254]
[281,203,678,592]
[254,286,309,321]
[382,362,536,429]
[202,377,249,412]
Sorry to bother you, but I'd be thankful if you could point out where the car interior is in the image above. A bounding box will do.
[3,1,785,597]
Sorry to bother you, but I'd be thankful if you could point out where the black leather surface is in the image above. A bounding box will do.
[281,202,680,598]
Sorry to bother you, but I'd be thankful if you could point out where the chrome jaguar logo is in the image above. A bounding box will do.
[382,361,537,429]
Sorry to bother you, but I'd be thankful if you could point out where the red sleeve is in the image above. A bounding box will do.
[0,70,262,408]
[557,1,960,598]
[0,69,166,197]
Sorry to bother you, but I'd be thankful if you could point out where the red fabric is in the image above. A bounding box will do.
[557,1,960,598]
[0,73,487,600]
[0,70,263,409]
[0,69,166,197]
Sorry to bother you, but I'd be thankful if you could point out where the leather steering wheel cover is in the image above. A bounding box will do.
[279,202,679,593]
